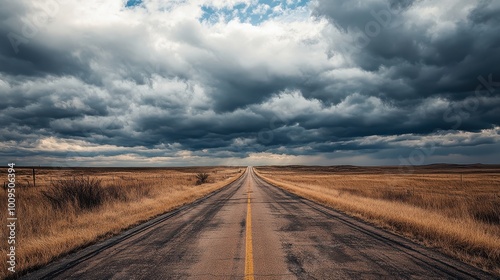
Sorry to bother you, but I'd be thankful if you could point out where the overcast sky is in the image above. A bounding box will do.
[1,0,499,167]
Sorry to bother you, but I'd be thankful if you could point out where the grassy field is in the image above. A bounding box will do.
[0,166,243,278]
[254,165,500,276]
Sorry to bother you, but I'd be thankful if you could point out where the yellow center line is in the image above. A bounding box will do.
[245,181,255,280]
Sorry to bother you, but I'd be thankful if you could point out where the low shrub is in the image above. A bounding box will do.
[42,177,104,211]
[195,173,209,185]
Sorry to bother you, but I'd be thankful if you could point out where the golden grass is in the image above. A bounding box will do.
[254,165,500,276]
[0,166,244,279]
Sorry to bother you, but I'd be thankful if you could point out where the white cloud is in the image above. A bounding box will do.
[1,0,499,166]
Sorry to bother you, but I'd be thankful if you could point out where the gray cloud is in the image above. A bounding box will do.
[0,0,499,166]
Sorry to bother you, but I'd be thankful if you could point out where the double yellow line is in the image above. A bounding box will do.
[245,179,254,280]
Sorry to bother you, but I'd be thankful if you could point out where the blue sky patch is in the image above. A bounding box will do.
[125,0,143,8]
[200,0,309,25]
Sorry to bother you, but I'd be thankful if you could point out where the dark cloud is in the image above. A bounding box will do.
[0,0,499,166]
[314,0,500,100]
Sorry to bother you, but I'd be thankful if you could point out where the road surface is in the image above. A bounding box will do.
[23,167,494,279]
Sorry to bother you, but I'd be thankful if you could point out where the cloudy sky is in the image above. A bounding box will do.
[1,0,499,167]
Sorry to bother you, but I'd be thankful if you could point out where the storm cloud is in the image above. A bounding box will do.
[0,0,499,166]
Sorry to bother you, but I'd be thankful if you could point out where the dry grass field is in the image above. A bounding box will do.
[0,166,243,278]
[254,165,500,276]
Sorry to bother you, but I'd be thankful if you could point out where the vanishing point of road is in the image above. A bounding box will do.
[23,167,495,279]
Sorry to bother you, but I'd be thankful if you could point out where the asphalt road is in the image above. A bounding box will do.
[23,167,495,279]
